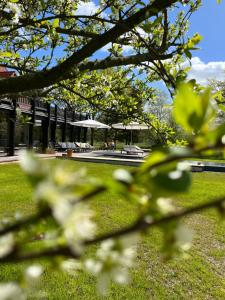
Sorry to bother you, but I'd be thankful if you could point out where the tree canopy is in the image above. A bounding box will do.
[0,0,202,97]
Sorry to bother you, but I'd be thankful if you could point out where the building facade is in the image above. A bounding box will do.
[0,67,88,156]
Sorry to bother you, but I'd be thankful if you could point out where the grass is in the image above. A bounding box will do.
[0,161,225,299]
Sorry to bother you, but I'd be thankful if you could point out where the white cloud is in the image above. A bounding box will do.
[99,43,135,55]
[187,57,225,85]
[76,1,100,16]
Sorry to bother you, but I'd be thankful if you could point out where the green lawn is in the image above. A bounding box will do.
[0,161,225,299]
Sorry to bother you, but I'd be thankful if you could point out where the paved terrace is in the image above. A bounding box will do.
[0,150,225,172]
[0,153,57,164]
[58,150,225,172]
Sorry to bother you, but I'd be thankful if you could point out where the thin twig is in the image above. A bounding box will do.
[1,196,224,264]
[86,196,225,244]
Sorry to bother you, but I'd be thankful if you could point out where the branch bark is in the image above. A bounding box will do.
[85,196,225,245]
[0,0,177,95]
[1,195,224,264]
[78,52,173,72]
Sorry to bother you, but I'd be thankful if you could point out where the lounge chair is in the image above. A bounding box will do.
[55,142,67,151]
[72,142,80,152]
[85,143,94,151]
[75,142,83,152]
[80,143,90,152]
[75,142,86,152]
[74,142,94,152]
[66,142,80,152]
[121,145,144,155]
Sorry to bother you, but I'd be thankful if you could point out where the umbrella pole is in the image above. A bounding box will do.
[125,129,127,145]
[91,128,94,146]
[130,130,133,145]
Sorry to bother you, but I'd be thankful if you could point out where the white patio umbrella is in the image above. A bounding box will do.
[112,121,149,144]
[70,119,110,129]
[70,119,110,145]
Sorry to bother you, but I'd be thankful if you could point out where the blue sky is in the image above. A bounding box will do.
[146,0,225,94]
[93,0,225,62]
[47,0,224,100]
[188,0,225,63]
[90,0,225,87]
[18,1,225,89]
[179,0,225,86]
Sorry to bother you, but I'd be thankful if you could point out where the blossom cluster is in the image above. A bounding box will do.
[3,2,21,24]
[85,235,138,295]
[20,151,97,254]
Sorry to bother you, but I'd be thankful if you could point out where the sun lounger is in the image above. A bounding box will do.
[66,142,80,152]
[75,142,88,152]
[121,145,144,155]
[79,143,94,152]
[55,142,67,151]
[85,143,95,151]
[55,141,94,152]
[55,142,79,152]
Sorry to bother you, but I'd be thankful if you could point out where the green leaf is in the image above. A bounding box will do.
[151,167,191,193]
[0,51,13,57]
[52,18,59,28]
[173,83,215,133]
[205,123,225,145]
[184,49,192,59]
[187,33,202,49]
[141,151,167,172]
[218,104,225,112]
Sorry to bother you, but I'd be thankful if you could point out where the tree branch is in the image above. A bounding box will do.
[0,0,178,95]
[1,195,224,264]
[78,52,173,72]
[86,196,225,245]
[0,208,50,237]
[0,186,106,237]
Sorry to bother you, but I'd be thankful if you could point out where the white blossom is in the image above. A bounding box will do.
[144,215,154,224]
[157,197,175,214]
[111,267,129,284]
[34,181,75,223]
[174,224,194,251]
[19,151,45,176]
[85,259,102,275]
[4,3,20,14]
[138,195,149,205]
[14,212,22,221]
[221,135,225,145]
[113,169,133,183]
[0,282,25,300]
[0,234,14,258]
[177,161,191,171]
[64,204,96,253]
[25,265,43,280]
[52,198,72,225]
[168,170,182,180]
[61,259,82,275]
[97,273,110,296]
[85,235,138,295]
[3,2,21,24]
[52,166,86,187]
[112,100,118,105]
[34,181,60,203]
